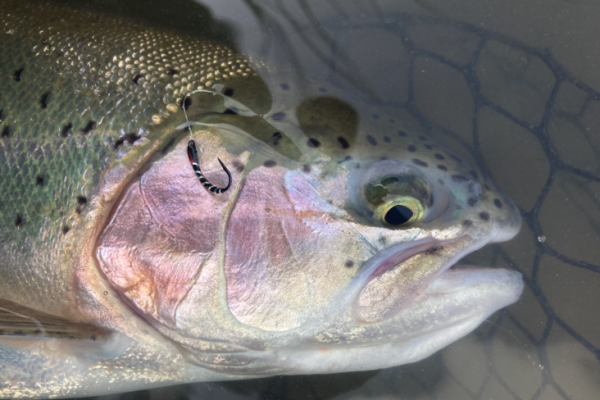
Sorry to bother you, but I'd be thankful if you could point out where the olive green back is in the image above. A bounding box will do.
[0,0,266,317]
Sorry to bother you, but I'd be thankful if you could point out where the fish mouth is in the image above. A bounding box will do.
[353,235,485,323]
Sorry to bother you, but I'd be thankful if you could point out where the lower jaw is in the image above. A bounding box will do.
[353,236,484,323]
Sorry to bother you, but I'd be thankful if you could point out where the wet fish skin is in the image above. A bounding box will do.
[0,1,270,396]
[0,0,269,321]
[0,1,524,398]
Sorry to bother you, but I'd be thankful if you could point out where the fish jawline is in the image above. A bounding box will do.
[276,267,524,375]
[352,236,476,323]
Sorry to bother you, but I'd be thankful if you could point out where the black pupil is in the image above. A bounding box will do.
[384,205,413,226]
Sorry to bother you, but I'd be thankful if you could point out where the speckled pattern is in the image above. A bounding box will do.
[77,2,600,400]
[2,0,600,399]
[0,0,259,318]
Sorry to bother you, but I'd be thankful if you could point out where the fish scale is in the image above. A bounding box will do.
[0,0,264,319]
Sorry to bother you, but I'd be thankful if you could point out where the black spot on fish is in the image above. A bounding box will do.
[263,160,277,167]
[14,214,23,227]
[378,237,387,245]
[424,144,433,150]
[367,135,377,146]
[355,163,361,169]
[452,174,468,182]
[469,170,479,180]
[182,97,192,110]
[494,199,503,209]
[12,68,24,82]
[280,83,289,90]
[338,155,352,163]
[462,220,473,227]
[0,109,3,122]
[398,131,407,137]
[383,136,391,143]
[91,335,97,341]
[40,91,50,109]
[484,184,491,191]
[61,123,72,137]
[224,88,234,97]
[468,197,479,207]
[451,154,462,163]
[36,175,44,186]
[479,212,490,221]
[79,121,96,135]
[419,136,427,141]
[407,145,417,152]
[337,136,350,149]
[231,160,244,173]
[373,114,380,119]
[302,164,311,173]
[114,132,141,149]
[1,126,9,138]
[437,165,447,171]
[271,131,282,146]
[160,137,175,155]
[76,196,87,214]
[167,69,179,76]
[438,179,445,185]
[132,74,143,84]
[412,159,428,167]
[307,138,321,148]
[217,106,236,115]
[345,260,355,268]
[271,112,286,121]
[62,225,70,235]
[435,153,445,160]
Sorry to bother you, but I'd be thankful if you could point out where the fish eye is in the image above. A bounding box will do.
[363,174,430,228]
[376,197,424,227]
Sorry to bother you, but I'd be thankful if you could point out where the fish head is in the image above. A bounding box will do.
[97,84,523,372]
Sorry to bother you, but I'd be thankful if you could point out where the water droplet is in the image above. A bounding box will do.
[103,291,108,296]
[537,235,546,243]
[66,286,71,291]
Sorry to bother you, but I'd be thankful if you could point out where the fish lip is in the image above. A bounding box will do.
[358,235,467,285]
[350,234,477,322]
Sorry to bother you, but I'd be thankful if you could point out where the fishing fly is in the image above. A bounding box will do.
[186,140,231,194]
[182,90,232,194]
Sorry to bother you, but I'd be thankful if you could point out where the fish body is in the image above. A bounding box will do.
[0,1,523,398]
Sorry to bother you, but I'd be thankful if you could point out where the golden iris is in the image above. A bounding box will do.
[375,196,424,227]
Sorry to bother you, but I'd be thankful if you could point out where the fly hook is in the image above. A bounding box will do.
[182,90,232,194]
[187,140,231,194]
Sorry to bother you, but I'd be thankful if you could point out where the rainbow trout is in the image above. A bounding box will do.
[0,1,523,398]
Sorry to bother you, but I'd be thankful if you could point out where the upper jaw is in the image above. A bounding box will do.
[351,234,487,323]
